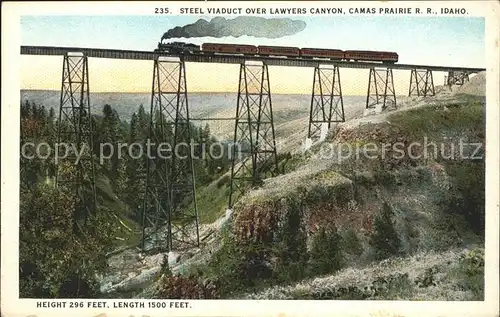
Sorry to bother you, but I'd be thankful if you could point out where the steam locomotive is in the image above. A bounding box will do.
[156,41,201,54]
[155,41,399,63]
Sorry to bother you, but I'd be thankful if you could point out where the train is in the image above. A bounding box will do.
[155,41,399,63]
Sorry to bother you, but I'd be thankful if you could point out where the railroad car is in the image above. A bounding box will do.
[202,43,258,55]
[258,45,301,57]
[344,50,399,63]
[300,48,344,60]
[155,41,200,54]
[155,40,400,64]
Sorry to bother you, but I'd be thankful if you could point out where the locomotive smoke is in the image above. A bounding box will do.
[161,16,306,40]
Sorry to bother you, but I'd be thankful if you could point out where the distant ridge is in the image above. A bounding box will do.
[20,89,369,140]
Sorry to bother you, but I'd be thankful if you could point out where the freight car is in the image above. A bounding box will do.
[344,50,398,63]
[300,48,344,60]
[257,45,301,57]
[202,43,258,55]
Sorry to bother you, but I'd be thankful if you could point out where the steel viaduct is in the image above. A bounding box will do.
[20,45,486,252]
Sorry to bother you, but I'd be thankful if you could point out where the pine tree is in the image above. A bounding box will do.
[137,104,149,139]
[49,107,55,120]
[99,104,120,172]
[202,123,211,141]
[40,106,47,121]
[309,224,343,276]
[31,103,38,120]
[369,202,402,260]
[21,100,30,118]
[275,199,309,282]
[124,111,146,219]
[129,113,139,143]
[114,155,129,197]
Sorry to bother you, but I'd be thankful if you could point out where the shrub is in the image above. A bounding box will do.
[460,248,484,277]
[157,275,218,299]
[160,254,172,277]
[57,272,101,298]
[369,203,402,260]
[341,228,363,257]
[204,229,272,296]
[453,248,484,300]
[442,248,484,300]
[415,266,439,288]
[308,225,343,276]
[421,212,464,251]
[276,151,293,174]
[233,201,279,244]
[311,285,369,300]
[370,272,413,299]
[372,169,396,188]
[393,207,422,254]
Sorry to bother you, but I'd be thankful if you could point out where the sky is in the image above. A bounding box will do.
[20,15,485,94]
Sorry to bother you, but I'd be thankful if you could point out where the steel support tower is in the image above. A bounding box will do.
[446,71,470,86]
[142,57,199,252]
[308,65,345,141]
[228,61,278,208]
[55,52,97,234]
[408,69,435,97]
[366,68,397,109]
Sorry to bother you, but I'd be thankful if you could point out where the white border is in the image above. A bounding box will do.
[2,2,499,317]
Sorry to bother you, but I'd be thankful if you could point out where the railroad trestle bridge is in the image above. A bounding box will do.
[20,45,485,251]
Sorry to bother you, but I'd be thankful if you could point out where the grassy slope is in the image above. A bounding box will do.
[95,173,142,248]
[226,97,486,299]
[244,247,484,300]
[195,179,231,224]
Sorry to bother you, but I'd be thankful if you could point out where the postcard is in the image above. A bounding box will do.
[1,1,499,317]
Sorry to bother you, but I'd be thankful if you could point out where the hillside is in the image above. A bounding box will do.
[97,73,486,300]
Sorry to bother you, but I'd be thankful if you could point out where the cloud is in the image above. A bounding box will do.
[162,16,306,40]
